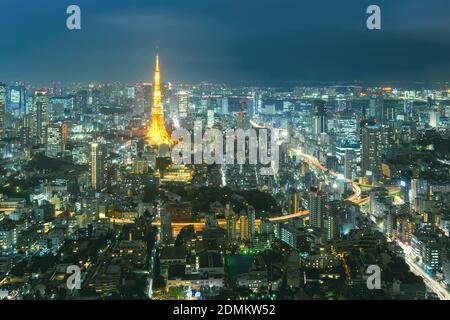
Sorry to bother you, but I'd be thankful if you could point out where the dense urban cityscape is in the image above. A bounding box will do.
[0,48,450,301]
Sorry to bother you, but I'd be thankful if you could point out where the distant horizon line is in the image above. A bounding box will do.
[2,79,450,90]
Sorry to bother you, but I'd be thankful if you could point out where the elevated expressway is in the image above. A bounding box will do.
[268,149,399,222]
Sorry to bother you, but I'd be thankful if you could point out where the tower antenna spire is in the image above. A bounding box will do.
[147,49,172,147]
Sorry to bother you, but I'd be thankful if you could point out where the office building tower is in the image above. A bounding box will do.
[288,192,301,215]
[9,83,27,117]
[34,90,49,144]
[160,206,173,244]
[46,124,62,158]
[207,107,215,128]
[360,124,382,183]
[344,149,356,180]
[200,96,208,114]
[325,201,340,241]
[0,220,18,251]
[61,121,68,151]
[326,155,339,172]
[308,190,328,228]
[222,97,229,115]
[429,110,440,128]
[91,140,106,191]
[0,83,6,138]
[226,213,237,244]
[177,91,188,120]
[135,82,152,115]
[312,99,327,137]
[248,207,256,242]
[239,214,249,241]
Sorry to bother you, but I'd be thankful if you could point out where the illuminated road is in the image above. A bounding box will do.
[268,210,309,222]
[268,149,362,222]
[267,149,400,222]
[255,120,447,299]
[397,241,450,300]
[294,149,362,202]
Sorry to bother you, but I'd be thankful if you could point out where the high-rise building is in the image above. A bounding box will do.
[8,83,26,117]
[288,192,301,214]
[248,207,255,242]
[160,206,173,244]
[177,91,188,120]
[200,96,208,115]
[325,201,340,241]
[135,82,152,115]
[312,99,327,137]
[207,107,215,128]
[429,110,440,128]
[46,124,62,158]
[0,219,17,251]
[0,83,6,139]
[91,140,106,191]
[344,149,356,180]
[367,95,385,123]
[226,213,237,244]
[34,90,49,144]
[360,124,382,183]
[308,190,328,228]
[61,121,68,151]
[239,214,249,241]
[423,240,442,272]
[147,50,172,147]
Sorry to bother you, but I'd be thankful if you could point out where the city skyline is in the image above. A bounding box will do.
[1,0,450,304]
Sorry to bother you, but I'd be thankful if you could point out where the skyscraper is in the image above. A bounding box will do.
[288,192,301,214]
[308,190,328,228]
[361,124,382,183]
[177,91,188,120]
[248,207,255,242]
[343,149,356,180]
[325,201,340,241]
[160,206,173,244]
[207,107,215,128]
[91,140,106,191]
[147,50,172,147]
[312,99,327,137]
[9,83,27,117]
[0,83,6,139]
[46,124,62,158]
[34,90,49,145]
[226,210,237,244]
[135,82,152,115]
[429,110,440,128]
[239,214,249,241]
[61,121,68,151]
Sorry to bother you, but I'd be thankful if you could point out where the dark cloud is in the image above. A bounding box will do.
[0,0,449,85]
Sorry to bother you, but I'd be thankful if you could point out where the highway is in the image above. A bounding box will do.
[267,149,401,222]
[397,241,450,300]
[268,149,362,222]
[362,208,450,300]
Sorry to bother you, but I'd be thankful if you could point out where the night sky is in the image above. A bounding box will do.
[1,0,450,85]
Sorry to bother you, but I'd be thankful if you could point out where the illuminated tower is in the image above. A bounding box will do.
[147,50,172,147]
